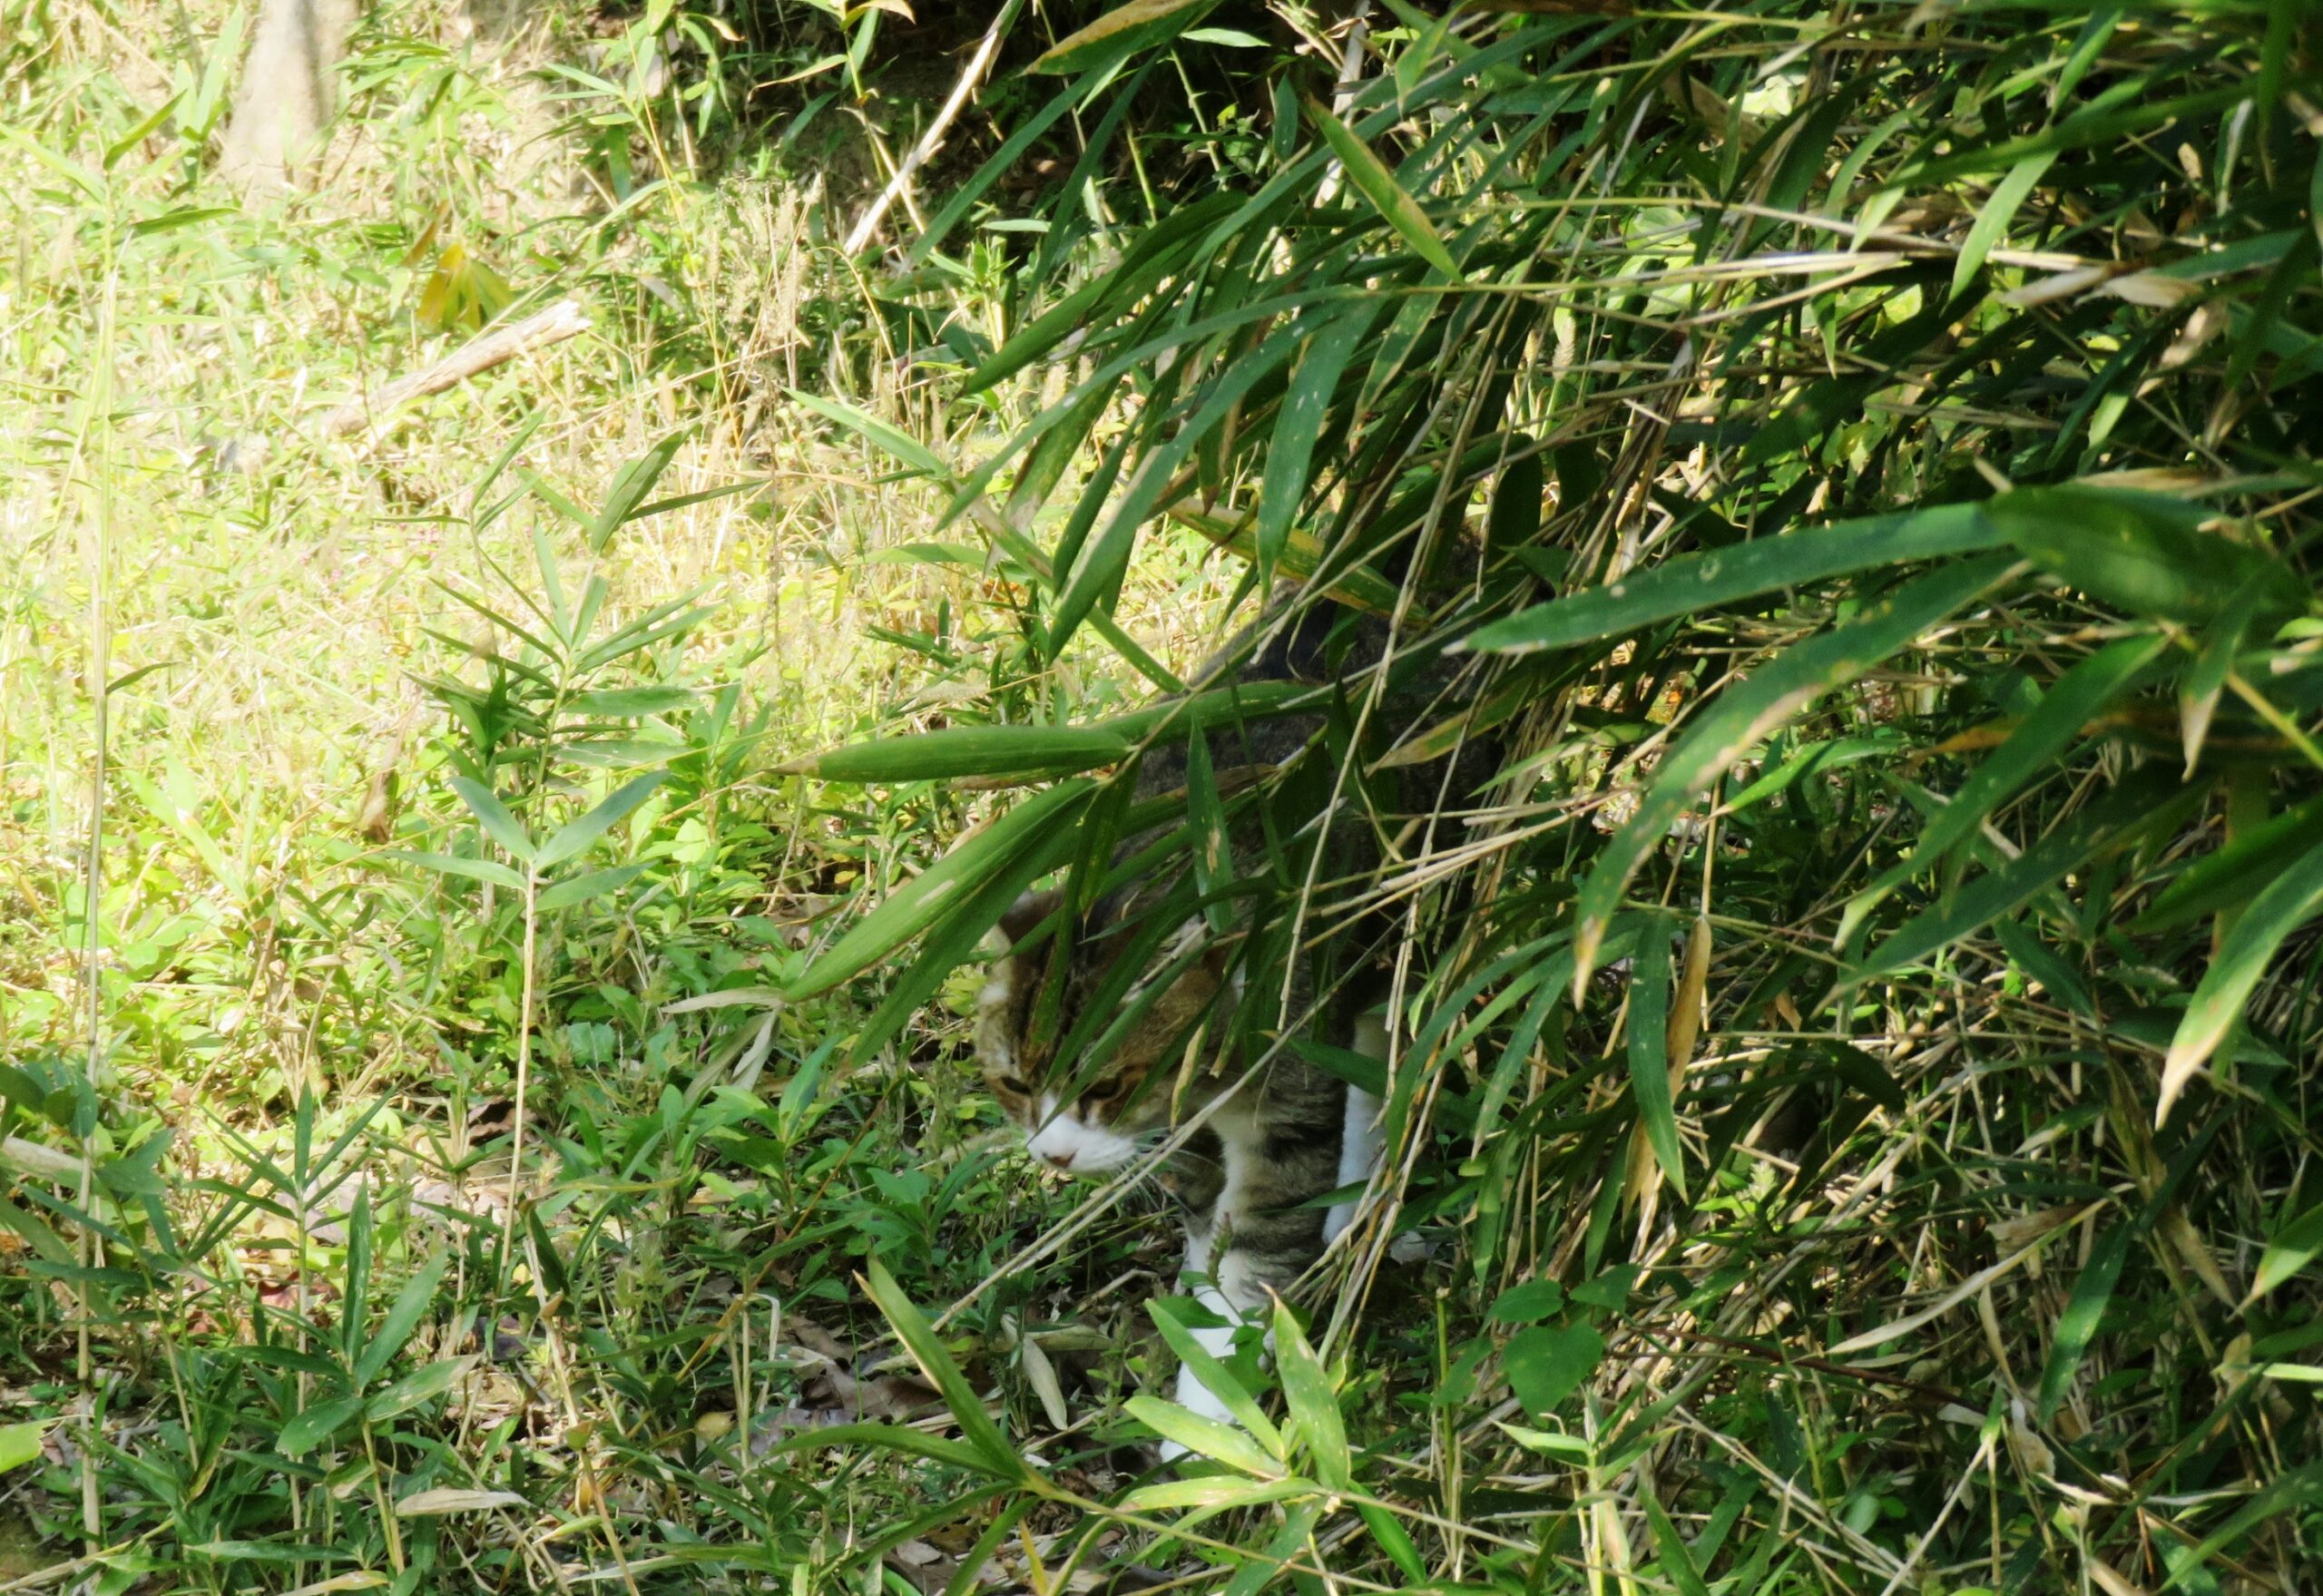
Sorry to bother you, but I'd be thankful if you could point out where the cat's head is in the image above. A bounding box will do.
[974,888,1230,1176]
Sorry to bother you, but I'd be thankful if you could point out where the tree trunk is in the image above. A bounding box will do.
[216,0,361,191]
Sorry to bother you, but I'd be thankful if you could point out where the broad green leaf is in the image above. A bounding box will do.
[1575,554,2015,989]
[279,1395,367,1457]
[1253,306,1370,581]
[1220,1503,1321,1596]
[863,1259,1028,1480]
[1857,771,2202,981]
[1050,340,1291,658]
[366,1356,475,1422]
[1028,0,1220,75]
[1625,915,1683,1200]
[536,862,651,912]
[1642,1484,1714,1596]
[1148,1301,1281,1455]
[1271,1301,1349,1492]
[760,1420,995,1474]
[785,779,1093,1002]
[354,1251,449,1385]
[1952,153,2056,300]
[1839,633,2165,942]
[2162,833,2323,1123]
[2035,1224,2130,1421]
[2249,1201,2323,1303]
[1120,1476,1316,1513]
[448,778,534,863]
[386,851,524,892]
[0,1421,47,1474]
[1504,1323,1604,1420]
[1989,486,2306,626]
[1358,1500,1427,1583]
[1463,503,2003,655]
[588,433,685,551]
[788,389,947,477]
[535,773,662,867]
[2161,1463,2323,1591]
[1305,97,1459,278]
[1123,1395,1283,1477]
[1488,1278,1566,1325]
[2133,794,2323,934]
[566,686,696,718]
[781,726,1129,784]
[2179,580,2269,774]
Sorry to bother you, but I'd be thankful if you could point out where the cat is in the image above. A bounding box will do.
[973,598,1474,1440]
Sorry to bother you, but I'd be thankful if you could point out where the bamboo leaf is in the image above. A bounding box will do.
[353,1251,450,1385]
[1124,1395,1282,1477]
[1839,633,2165,941]
[1271,1300,1350,1493]
[1625,915,1684,1201]
[1149,1300,1282,1456]
[366,1356,475,1422]
[2035,1224,2129,1421]
[536,862,652,912]
[1305,97,1460,278]
[386,851,525,892]
[588,433,686,551]
[1952,153,2057,301]
[1253,307,1370,582]
[279,1396,367,1457]
[2161,832,2323,1125]
[2134,794,2323,934]
[2180,583,2268,774]
[1574,554,2016,991]
[2248,1200,2323,1304]
[534,774,662,867]
[1463,504,2004,655]
[1028,0,1220,75]
[448,778,534,863]
[862,1259,1029,1480]
[779,726,1129,783]
[1857,771,2202,983]
[760,1421,997,1474]
[1989,486,2306,627]
[1642,1485,1714,1596]
[788,389,947,477]
[785,780,1093,1002]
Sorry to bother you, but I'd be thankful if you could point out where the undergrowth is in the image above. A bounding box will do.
[5,0,2323,1593]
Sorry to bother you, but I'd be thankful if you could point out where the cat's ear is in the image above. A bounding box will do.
[995,888,1063,950]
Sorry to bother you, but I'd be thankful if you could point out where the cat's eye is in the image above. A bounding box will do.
[996,1074,1032,1095]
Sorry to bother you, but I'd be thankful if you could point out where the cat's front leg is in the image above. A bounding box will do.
[1168,1215,1248,1434]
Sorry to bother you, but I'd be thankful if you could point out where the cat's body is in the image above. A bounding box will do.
[974,599,1468,1432]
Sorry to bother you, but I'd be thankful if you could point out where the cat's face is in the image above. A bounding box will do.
[975,890,1226,1177]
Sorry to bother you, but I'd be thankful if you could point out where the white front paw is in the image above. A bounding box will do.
[1174,1356,1239,1425]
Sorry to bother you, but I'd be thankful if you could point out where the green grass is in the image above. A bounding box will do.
[6,0,2323,1592]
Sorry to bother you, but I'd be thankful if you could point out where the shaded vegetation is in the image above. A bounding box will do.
[4,0,2323,1592]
